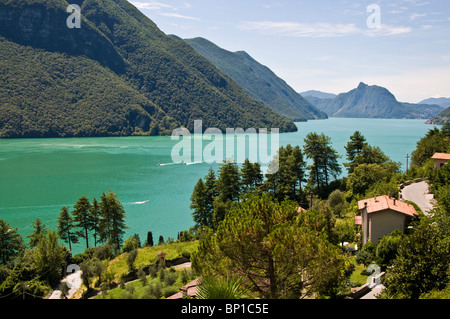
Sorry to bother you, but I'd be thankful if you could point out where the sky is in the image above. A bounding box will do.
[128,0,450,103]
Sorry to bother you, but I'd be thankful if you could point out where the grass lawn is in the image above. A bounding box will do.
[91,241,200,299]
[349,256,369,287]
[107,241,199,281]
[95,266,197,299]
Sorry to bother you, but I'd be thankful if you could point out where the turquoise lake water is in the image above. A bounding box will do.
[0,118,438,254]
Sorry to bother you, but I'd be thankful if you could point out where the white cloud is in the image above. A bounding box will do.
[159,12,200,21]
[129,1,173,10]
[410,13,427,21]
[129,1,199,21]
[237,21,411,38]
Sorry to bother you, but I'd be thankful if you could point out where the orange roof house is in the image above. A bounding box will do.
[432,153,450,169]
[167,277,200,299]
[358,195,417,245]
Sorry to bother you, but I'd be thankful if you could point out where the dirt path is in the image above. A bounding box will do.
[48,270,82,299]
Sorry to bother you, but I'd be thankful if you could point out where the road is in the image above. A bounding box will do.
[48,270,82,299]
[401,181,435,214]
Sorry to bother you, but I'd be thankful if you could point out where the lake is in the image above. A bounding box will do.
[0,118,438,254]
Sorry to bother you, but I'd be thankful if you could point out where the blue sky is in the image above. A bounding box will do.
[128,0,450,103]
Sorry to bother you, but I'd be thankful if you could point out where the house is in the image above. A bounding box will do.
[167,277,200,299]
[432,152,450,169]
[357,195,417,245]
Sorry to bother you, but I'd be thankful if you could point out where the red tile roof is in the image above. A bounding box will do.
[166,277,200,299]
[432,153,450,160]
[358,195,417,217]
[298,206,307,213]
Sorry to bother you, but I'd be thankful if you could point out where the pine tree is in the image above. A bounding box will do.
[204,167,218,225]
[57,206,78,252]
[265,145,306,203]
[72,196,92,249]
[26,218,47,248]
[190,178,210,227]
[99,191,127,251]
[304,133,341,195]
[344,131,367,173]
[0,219,24,265]
[240,159,263,192]
[90,198,101,247]
[216,161,241,203]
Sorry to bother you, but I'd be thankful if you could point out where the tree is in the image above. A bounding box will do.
[57,206,78,252]
[145,231,154,247]
[240,159,263,193]
[80,257,106,290]
[265,145,306,203]
[33,230,67,286]
[216,161,241,204]
[211,161,241,227]
[192,194,351,298]
[303,133,341,196]
[353,145,390,167]
[376,230,404,266]
[60,282,70,299]
[411,127,450,166]
[72,196,92,249]
[204,167,218,217]
[126,249,138,272]
[99,191,127,252]
[90,198,101,247]
[327,189,348,218]
[123,234,141,253]
[381,218,450,299]
[0,220,24,265]
[347,163,388,196]
[335,219,355,246]
[345,131,367,173]
[158,235,164,245]
[26,218,47,248]
[442,122,450,138]
[190,178,210,227]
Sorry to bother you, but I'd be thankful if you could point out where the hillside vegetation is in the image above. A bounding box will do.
[0,0,296,138]
[184,37,327,122]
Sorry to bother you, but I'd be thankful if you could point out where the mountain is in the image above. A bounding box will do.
[183,37,327,122]
[419,97,450,109]
[427,107,450,125]
[300,90,337,100]
[305,82,443,119]
[0,0,296,138]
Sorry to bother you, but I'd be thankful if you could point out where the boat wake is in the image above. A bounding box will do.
[184,161,203,166]
[132,200,149,205]
[157,163,178,166]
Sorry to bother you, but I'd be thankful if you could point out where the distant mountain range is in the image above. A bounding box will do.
[183,37,327,122]
[419,97,450,109]
[302,83,444,119]
[0,0,296,138]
